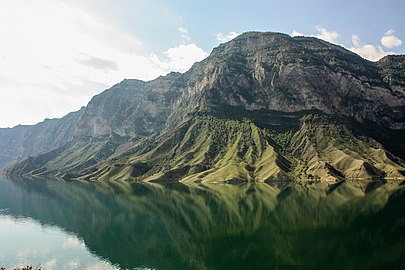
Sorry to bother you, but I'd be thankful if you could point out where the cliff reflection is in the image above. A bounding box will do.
[0,177,404,270]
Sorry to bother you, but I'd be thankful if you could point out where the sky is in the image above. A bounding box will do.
[0,0,404,128]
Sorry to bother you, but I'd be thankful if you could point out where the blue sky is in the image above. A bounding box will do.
[80,0,405,54]
[0,0,403,127]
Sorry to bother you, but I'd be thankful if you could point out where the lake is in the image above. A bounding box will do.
[0,176,404,270]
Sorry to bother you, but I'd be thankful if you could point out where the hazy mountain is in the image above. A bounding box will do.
[3,32,405,182]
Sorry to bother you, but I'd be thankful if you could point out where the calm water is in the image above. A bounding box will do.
[0,176,404,270]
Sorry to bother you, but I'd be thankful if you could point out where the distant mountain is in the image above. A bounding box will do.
[3,32,405,182]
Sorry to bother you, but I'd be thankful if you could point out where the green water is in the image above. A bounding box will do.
[0,177,404,270]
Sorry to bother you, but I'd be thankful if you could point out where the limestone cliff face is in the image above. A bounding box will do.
[2,32,405,181]
[168,32,404,129]
[75,72,187,137]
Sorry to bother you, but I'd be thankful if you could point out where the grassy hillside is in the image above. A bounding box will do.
[66,115,404,183]
[79,116,288,182]
[8,114,404,182]
[284,115,405,181]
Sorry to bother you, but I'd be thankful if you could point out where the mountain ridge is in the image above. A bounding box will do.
[2,31,405,182]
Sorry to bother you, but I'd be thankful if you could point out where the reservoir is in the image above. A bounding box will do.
[0,177,404,269]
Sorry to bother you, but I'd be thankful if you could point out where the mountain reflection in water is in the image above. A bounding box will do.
[0,176,404,270]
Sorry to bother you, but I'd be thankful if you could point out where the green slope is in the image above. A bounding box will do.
[78,116,290,183]
[284,115,405,181]
[7,134,133,179]
[21,115,400,183]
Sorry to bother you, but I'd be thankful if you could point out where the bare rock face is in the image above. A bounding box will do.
[168,32,405,129]
[75,73,187,137]
[2,32,405,181]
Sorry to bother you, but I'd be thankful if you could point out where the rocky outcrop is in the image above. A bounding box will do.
[75,73,187,137]
[168,32,404,129]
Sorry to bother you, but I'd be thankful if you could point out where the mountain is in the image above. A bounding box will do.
[3,32,405,182]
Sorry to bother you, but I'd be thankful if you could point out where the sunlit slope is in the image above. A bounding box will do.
[78,116,288,182]
[286,115,405,181]
[57,115,405,182]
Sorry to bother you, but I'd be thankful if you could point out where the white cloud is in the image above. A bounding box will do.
[65,258,81,270]
[381,29,402,48]
[307,26,396,61]
[43,258,58,270]
[314,26,339,43]
[179,27,191,41]
[150,44,208,72]
[0,0,208,127]
[350,34,391,61]
[291,30,304,37]
[63,235,84,249]
[76,54,119,71]
[216,31,238,43]
[84,261,120,270]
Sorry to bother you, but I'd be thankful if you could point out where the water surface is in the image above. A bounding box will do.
[0,176,404,269]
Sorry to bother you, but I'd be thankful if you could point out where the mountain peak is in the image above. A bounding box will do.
[174,31,402,129]
[204,31,374,80]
